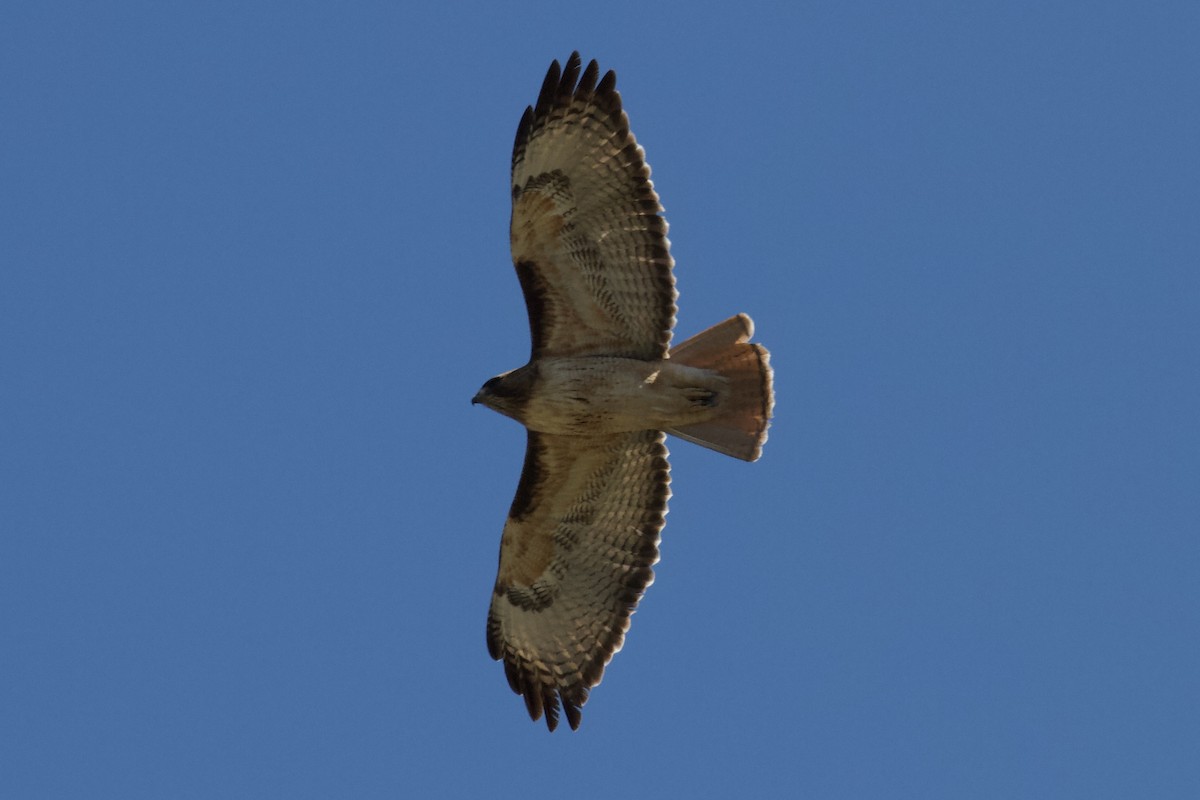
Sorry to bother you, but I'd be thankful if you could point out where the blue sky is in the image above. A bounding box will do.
[3,1,1198,797]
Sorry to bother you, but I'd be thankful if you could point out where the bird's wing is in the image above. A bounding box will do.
[487,429,670,730]
[510,52,676,360]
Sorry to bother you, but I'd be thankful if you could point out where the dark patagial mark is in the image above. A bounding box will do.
[514,260,551,357]
[507,430,544,521]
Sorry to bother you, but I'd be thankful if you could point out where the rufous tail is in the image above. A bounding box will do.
[666,313,774,461]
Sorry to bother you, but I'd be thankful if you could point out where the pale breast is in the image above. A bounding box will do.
[520,356,723,435]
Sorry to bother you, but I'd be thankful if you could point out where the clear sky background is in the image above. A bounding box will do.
[3,2,1198,797]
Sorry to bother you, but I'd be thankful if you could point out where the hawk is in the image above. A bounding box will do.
[473,52,775,731]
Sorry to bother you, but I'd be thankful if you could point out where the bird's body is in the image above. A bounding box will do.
[476,53,774,731]
[475,356,726,435]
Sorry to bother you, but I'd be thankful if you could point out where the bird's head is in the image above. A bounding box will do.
[472,365,536,422]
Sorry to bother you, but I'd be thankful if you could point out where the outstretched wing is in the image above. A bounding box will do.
[510,52,677,360]
[487,430,670,731]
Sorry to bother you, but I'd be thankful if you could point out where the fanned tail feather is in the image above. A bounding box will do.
[666,314,774,461]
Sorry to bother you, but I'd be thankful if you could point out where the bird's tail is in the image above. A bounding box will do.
[665,314,774,461]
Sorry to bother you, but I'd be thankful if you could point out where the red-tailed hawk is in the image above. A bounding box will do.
[473,53,775,731]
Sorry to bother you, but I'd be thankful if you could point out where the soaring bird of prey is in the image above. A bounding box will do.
[473,52,775,731]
